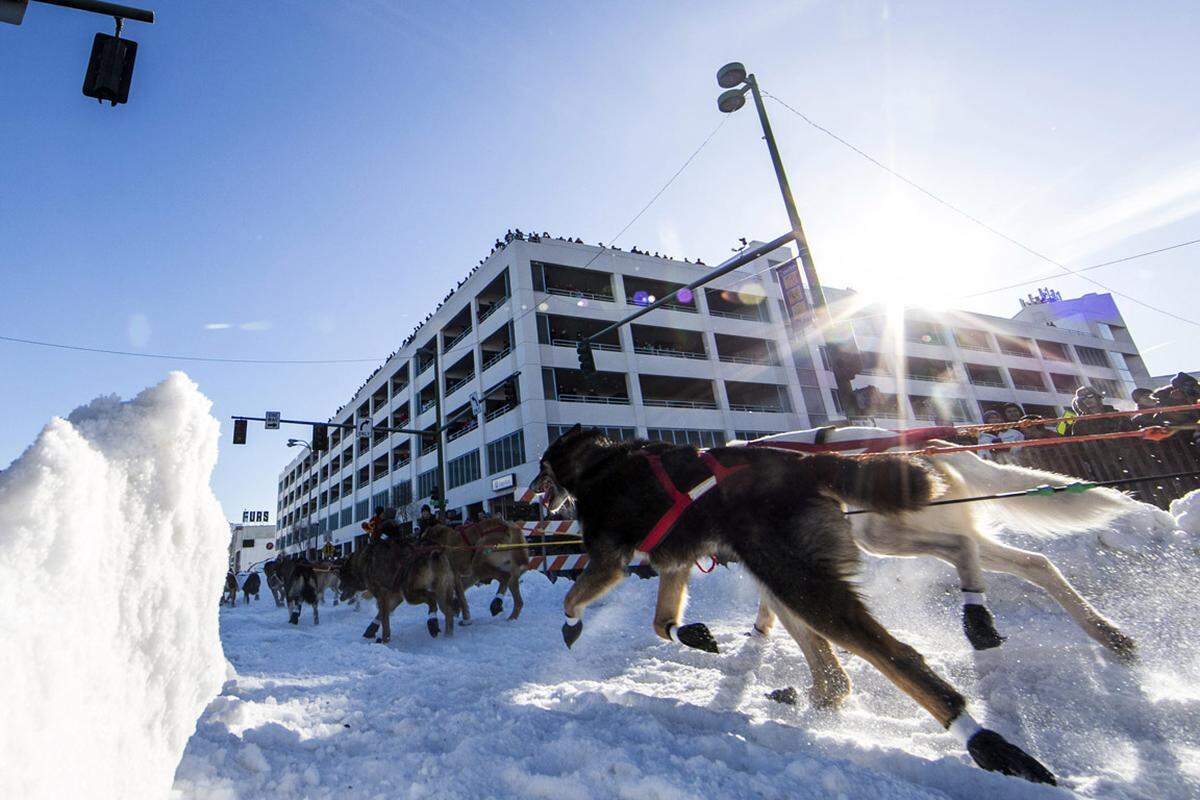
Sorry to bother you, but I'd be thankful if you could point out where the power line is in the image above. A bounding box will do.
[0,334,381,365]
[762,92,1200,328]
[0,117,730,372]
[961,238,1200,298]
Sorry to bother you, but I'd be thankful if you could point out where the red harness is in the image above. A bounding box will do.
[636,451,748,554]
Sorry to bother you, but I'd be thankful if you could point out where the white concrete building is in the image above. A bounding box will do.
[228,523,277,572]
[274,235,1156,556]
[836,289,1154,424]
[276,237,830,555]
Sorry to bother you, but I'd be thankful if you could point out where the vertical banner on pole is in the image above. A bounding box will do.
[773,258,809,326]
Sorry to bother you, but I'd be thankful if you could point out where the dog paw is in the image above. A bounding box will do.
[489,597,504,617]
[675,623,720,654]
[962,604,1005,650]
[1098,624,1137,663]
[562,618,583,648]
[362,622,380,639]
[427,618,440,638]
[765,687,797,705]
[966,729,1056,785]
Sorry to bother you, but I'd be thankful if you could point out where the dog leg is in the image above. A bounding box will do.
[751,596,777,638]
[506,572,524,621]
[454,575,471,624]
[562,557,625,648]
[651,568,717,652]
[783,580,1054,784]
[762,591,850,708]
[946,537,1006,651]
[978,538,1135,660]
[489,580,506,617]
[427,602,440,638]
[438,592,454,637]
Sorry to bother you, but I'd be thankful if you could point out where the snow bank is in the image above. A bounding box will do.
[0,373,229,800]
[1171,489,1200,535]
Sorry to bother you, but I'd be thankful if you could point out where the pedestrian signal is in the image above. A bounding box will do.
[232,419,247,445]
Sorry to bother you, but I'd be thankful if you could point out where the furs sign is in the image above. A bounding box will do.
[242,510,270,524]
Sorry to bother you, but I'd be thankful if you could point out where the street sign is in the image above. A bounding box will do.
[491,473,515,492]
[0,0,28,25]
[264,411,281,430]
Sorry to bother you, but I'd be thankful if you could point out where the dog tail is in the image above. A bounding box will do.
[928,450,1176,537]
[804,453,941,513]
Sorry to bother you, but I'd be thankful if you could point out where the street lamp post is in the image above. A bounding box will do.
[716,62,859,418]
[287,439,315,557]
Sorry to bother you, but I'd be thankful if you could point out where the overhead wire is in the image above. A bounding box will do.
[761,91,1200,328]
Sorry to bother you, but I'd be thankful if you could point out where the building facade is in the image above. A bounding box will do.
[274,234,1156,556]
[836,289,1154,424]
[228,523,277,573]
[276,238,830,555]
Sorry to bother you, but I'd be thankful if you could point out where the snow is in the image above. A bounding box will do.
[175,498,1200,800]
[0,373,229,800]
[1170,489,1200,536]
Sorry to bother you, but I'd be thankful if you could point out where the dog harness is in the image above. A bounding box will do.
[636,451,748,554]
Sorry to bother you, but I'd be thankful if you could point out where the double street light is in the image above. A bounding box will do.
[715,62,860,418]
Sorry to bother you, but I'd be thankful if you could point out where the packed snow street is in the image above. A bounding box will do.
[176,504,1200,800]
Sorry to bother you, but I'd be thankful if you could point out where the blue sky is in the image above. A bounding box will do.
[2,1,1198,518]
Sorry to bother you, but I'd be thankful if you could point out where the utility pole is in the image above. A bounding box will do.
[717,63,861,419]
[431,347,447,519]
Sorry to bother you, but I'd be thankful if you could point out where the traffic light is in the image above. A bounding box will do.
[576,340,596,374]
[312,424,329,452]
[232,418,247,444]
[82,32,137,106]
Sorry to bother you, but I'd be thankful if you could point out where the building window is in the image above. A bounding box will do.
[242,539,254,548]
[448,450,481,489]
[547,425,636,443]
[355,499,369,522]
[392,481,412,507]
[340,508,352,528]
[646,428,726,449]
[734,430,782,441]
[1075,346,1110,368]
[486,430,526,475]
[1090,378,1124,399]
[417,468,438,499]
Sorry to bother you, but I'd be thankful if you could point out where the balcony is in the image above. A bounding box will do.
[482,375,519,421]
[631,323,706,360]
[705,287,770,322]
[965,362,1006,388]
[538,313,621,352]
[905,320,945,346]
[954,328,992,352]
[475,268,511,325]
[996,336,1035,358]
[532,260,614,302]
[1010,368,1047,392]
[441,305,473,354]
[715,332,778,366]
[1037,339,1072,363]
[623,275,698,313]
[639,374,718,410]
[545,367,629,405]
[480,322,514,372]
[725,380,793,414]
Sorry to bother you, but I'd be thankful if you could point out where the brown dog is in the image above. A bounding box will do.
[422,520,530,622]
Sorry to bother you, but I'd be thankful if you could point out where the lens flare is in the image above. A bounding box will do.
[676,288,693,304]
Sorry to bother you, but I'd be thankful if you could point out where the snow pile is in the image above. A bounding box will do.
[1171,489,1200,535]
[0,373,229,800]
